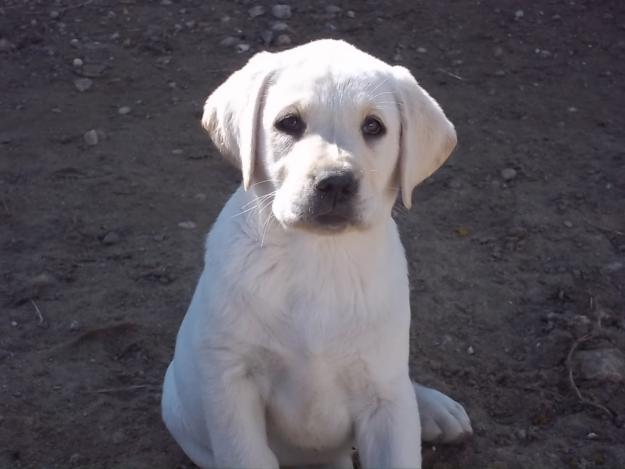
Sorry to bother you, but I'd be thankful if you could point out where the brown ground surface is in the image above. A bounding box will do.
[2,1,625,468]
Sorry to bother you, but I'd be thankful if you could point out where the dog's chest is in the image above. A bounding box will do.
[260,348,360,451]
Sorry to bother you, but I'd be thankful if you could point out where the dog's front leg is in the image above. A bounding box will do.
[356,377,422,469]
[204,367,278,469]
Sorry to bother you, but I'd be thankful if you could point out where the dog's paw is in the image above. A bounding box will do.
[413,383,473,444]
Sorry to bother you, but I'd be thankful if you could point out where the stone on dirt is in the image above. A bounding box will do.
[73,77,93,92]
[575,348,625,383]
[501,168,517,181]
[83,129,99,146]
[271,4,292,19]
[102,231,120,245]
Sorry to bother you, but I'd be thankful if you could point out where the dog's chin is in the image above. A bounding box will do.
[283,214,367,236]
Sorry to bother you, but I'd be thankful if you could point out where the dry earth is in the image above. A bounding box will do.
[1,1,624,468]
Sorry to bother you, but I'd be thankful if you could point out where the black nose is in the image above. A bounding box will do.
[314,172,358,203]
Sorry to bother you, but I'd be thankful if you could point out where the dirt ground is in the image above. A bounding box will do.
[1,0,624,468]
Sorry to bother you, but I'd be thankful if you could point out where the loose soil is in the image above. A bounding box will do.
[1,1,624,468]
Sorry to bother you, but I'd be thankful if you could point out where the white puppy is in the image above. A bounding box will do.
[162,39,472,469]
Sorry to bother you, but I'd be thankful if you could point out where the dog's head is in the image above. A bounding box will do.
[203,39,456,233]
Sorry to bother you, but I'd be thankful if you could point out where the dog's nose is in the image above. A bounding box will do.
[314,172,358,203]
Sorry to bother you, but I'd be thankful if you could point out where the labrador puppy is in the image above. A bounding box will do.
[162,39,472,469]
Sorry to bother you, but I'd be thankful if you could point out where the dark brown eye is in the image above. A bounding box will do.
[275,114,305,136]
[362,116,385,137]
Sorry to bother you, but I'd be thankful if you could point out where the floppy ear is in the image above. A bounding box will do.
[202,52,275,191]
[392,66,457,209]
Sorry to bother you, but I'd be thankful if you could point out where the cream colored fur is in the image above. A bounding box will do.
[162,39,471,469]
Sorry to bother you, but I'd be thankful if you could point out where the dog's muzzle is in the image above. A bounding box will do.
[307,170,358,229]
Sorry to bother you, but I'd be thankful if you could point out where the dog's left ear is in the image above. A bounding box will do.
[202,52,275,191]
[392,66,457,209]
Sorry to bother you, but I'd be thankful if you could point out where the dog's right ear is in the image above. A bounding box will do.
[202,52,275,191]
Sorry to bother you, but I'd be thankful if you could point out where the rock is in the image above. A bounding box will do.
[325,5,341,14]
[219,36,238,47]
[346,10,355,18]
[72,57,83,67]
[514,9,524,19]
[0,38,14,53]
[271,4,292,19]
[271,21,289,31]
[248,5,266,18]
[69,320,80,331]
[563,220,573,228]
[501,168,517,181]
[260,30,273,45]
[118,106,131,115]
[275,34,291,46]
[73,77,93,92]
[49,10,60,19]
[80,63,107,77]
[83,129,99,146]
[604,261,623,273]
[102,231,120,245]
[30,273,54,289]
[575,348,625,383]
[236,43,250,53]
[178,221,197,229]
[417,46,427,53]
[467,346,475,355]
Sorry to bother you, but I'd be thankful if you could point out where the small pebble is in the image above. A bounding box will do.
[260,30,274,45]
[102,231,120,245]
[271,21,289,31]
[271,4,292,19]
[586,432,598,440]
[346,10,355,18]
[83,129,99,146]
[575,348,625,383]
[325,5,341,14]
[275,34,292,46]
[417,46,427,53]
[493,46,504,57]
[495,69,506,76]
[69,453,82,464]
[72,57,83,67]
[248,5,266,18]
[220,36,238,47]
[69,320,80,331]
[563,220,573,228]
[604,261,623,273]
[49,10,60,19]
[11,320,18,327]
[467,346,475,355]
[178,221,197,229]
[236,43,250,53]
[514,9,524,19]
[171,148,183,155]
[501,168,517,181]
[73,77,93,92]
[118,106,131,115]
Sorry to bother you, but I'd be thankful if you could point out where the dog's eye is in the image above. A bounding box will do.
[361,116,385,138]
[275,114,305,136]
